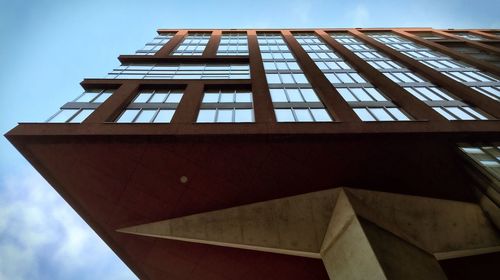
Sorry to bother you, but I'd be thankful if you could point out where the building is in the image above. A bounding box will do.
[5,28,500,279]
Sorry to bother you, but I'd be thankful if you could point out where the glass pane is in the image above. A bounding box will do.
[197,109,216,123]
[337,88,356,102]
[134,93,152,103]
[264,62,276,70]
[370,108,393,121]
[353,108,375,121]
[150,93,168,103]
[462,107,487,120]
[48,109,78,123]
[365,88,386,101]
[447,107,474,120]
[275,109,295,122]
[301,88,320,102]
[220,93,235,103]
[235,93,252,103]
[117,109,139,123]
[234,109,253,122]
[75,92,98,102]
[338,73,354,83]
[416,87,441,101]
[288,62,300,70]
[154,110,175,123]
[294,109,313,122]
[166,93,183,103]
[216,109,233,122]
[281,74,294,84]
[326,74,341,84]
[351,88,371,101]
[387,108,410,121]
[266,74,281,84]
[270,89,288,102]
[135,109,157,123]
[70,109,94,123]
[203,93,220,103]
[94,92,112,103]
[310,109,332,122]
[293,74,308,84]
[350,73,366,83]
[287,89,303,102]
[433,107,456,120]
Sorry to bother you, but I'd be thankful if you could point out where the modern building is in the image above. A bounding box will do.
[6,28,500,279]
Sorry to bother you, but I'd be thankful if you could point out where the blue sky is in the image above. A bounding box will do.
[0,0,498,279]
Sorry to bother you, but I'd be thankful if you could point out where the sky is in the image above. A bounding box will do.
[0,0,498,279]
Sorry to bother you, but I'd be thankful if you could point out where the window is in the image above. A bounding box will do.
[330,32,496,119]
[107,63,250,80]
[369,32,500,100]
[275,108,331,122]
[412,32,445,41]
[116,89,183,123]
[258,33,332,122]
[353,107,410,121]
[172,33,211,56]
[432,106,488,120]
[460,145,500,179]
[197,89,254,123]
[296,32,411,122]
[217,33,248,56]
[472,86,500,101]
[135,33,175,55]
[403,86,490,120]
[453,32,488,41]
[295,33,372,88]
[47,89,113,123]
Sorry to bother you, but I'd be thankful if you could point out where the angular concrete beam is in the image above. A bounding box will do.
[321,190,447,279]
[118,188,340,258]
[118,187,500,279]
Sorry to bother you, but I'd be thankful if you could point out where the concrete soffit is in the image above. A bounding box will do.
[117,187,500,279]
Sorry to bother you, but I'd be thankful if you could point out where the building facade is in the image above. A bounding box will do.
[6,28,500,279]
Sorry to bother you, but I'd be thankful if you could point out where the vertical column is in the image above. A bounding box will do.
[281,30,360,122]
[83,81,141,123]
[316,30,444,121]
[155,30,188,57]
[170,82,205,124]
[349,29,500,119]
[247,30,276,123]
[394,30,500,77]
[204,30,222,57]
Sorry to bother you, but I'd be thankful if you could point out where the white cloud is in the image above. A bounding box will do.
[0,166,137,280]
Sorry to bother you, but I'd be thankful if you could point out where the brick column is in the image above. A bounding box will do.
[349,29,500,119]
[155,30,187,57]
[170,82,205,124]
[83,81,141,123]
[203,30,222,57]
[394,30,500,77]
[282,30,360,122]
[248,30,276,123]
[317,29,444,121]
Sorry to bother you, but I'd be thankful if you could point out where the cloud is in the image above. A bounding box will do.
[0,166,136,280]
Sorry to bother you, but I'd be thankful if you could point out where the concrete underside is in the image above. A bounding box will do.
[7,133,500,279]
[119,188,500,279]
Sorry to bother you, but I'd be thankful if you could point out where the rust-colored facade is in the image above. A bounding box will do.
[6,28,500,279]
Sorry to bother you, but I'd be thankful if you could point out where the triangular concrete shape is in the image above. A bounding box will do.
[118,187,500,279]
